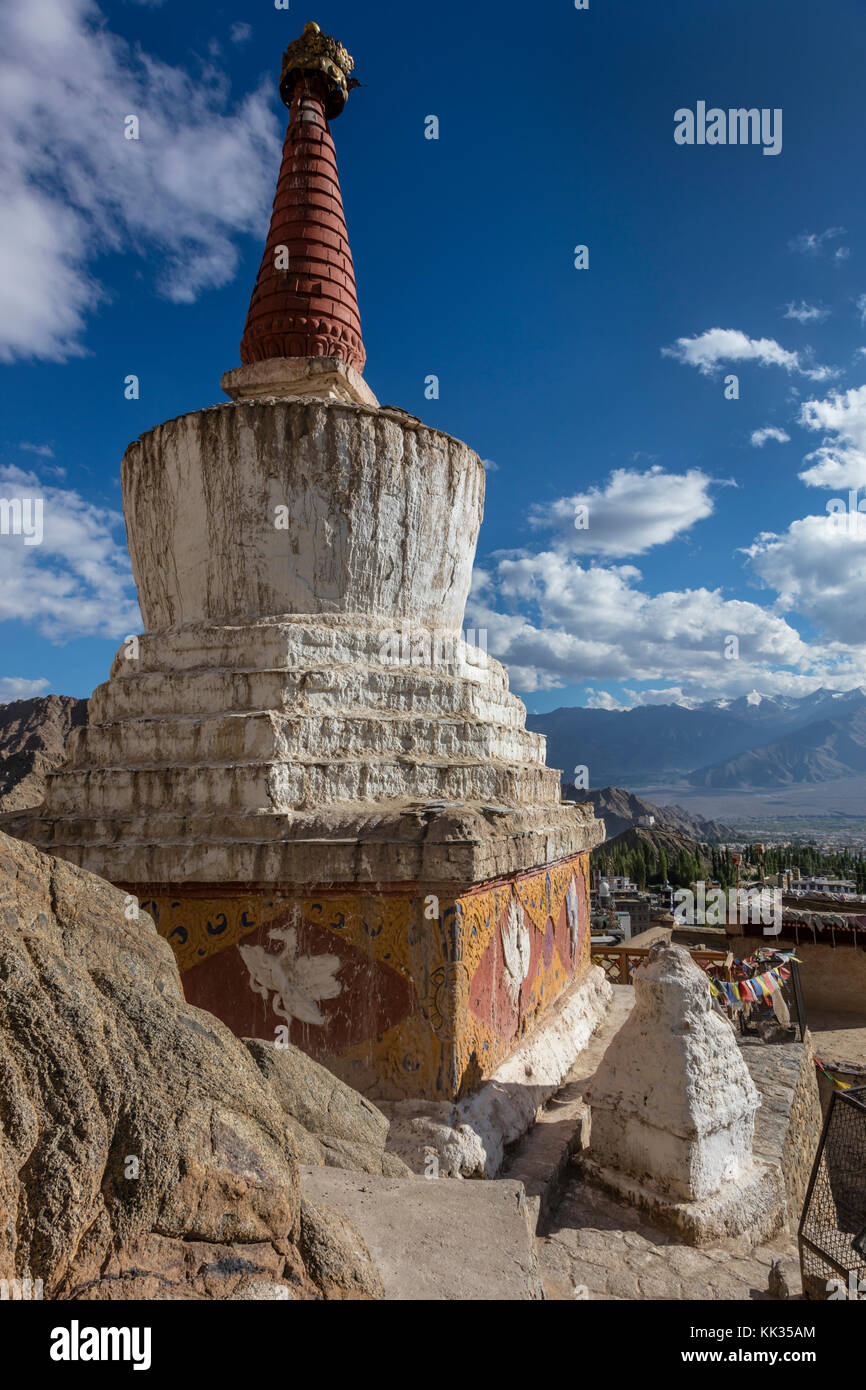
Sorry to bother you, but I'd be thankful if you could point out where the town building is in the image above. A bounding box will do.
[792,877,857,898]
[612,893,652,936]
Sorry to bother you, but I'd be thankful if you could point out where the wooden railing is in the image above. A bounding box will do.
[591,945,728,986]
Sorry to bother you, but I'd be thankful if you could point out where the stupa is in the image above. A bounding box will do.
[583,945,778,1243]
[18,23,605,1105]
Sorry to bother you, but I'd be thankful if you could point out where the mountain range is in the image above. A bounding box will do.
[527,687,866,790]
[565,785,732,842]
[4,688,866,816]
[0,696,88,812]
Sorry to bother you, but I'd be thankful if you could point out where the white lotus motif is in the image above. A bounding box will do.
[501,896,531,1008]
[566,878,580,958]
[239,925,342,1027]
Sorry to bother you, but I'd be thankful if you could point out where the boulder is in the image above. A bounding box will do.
[243,1038,411,1177]
[0,830,382,1300]
[298,1197,386,1300]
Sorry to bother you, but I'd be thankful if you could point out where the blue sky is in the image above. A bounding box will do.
[2,0,866,712]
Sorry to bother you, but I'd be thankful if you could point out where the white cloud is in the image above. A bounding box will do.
[751,427,791,447]
[857,293,866,325]
[0,676,50,701]
[625,686,697,708]
[0,0,282,361]
[468,549,813,698]
[470,566,493,598]
[480,458,499,473]
[530,466,715,557]
[19,442,54,457]
[662,327,835,382]
[745,514,866,644]
[230,22,252,44]
[0,193,97,362]
[583,689,630,711]
[0,465,140,640]
[789,228,847,256]
[585,686,704,711]
[784,302,829,324]
[797,385,866,490]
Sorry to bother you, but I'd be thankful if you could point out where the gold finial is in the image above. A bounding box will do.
[280,21,357,119]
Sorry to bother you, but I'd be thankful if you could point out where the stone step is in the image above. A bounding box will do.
[66,711,547,769]
[502,985,635,1232]
[89,666,531,730]
[45,758,564,815]
[108,619,508,688]
[299,1167,543,1300]
[22,799,583,849]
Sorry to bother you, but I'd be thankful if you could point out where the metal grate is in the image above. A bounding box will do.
[799,1087,866,1300]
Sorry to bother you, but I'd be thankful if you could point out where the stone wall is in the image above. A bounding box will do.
[741,1032,823,1228]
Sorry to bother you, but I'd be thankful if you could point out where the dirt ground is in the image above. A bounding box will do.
[808,1010,866,1068]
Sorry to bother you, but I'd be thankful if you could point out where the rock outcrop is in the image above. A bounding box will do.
[0,830,383,1300]
[244,1039,411,1176]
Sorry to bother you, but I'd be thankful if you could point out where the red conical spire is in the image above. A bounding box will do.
[240,23,365,373]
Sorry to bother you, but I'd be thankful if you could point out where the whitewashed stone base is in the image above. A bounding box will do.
[381,966,613,1179]
[13,398,604,890]
[578,1154,785,1247]
[221,356,379,408]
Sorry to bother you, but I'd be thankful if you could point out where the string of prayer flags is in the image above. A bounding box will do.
[814,1055,861,1092]
[709,963,788,1007]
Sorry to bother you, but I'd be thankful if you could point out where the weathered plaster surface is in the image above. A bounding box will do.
[21,608,600,884]
[578,1025,822,1247]
[221,357,379,408]
[122,400,483,632]
[120,851,598,1105]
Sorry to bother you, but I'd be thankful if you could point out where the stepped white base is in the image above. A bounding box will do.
[18,615,601,886]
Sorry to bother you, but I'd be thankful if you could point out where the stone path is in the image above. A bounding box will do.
[302,1167,542,1300]
[503,984,634,1225]
[538,1179,801,1301]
